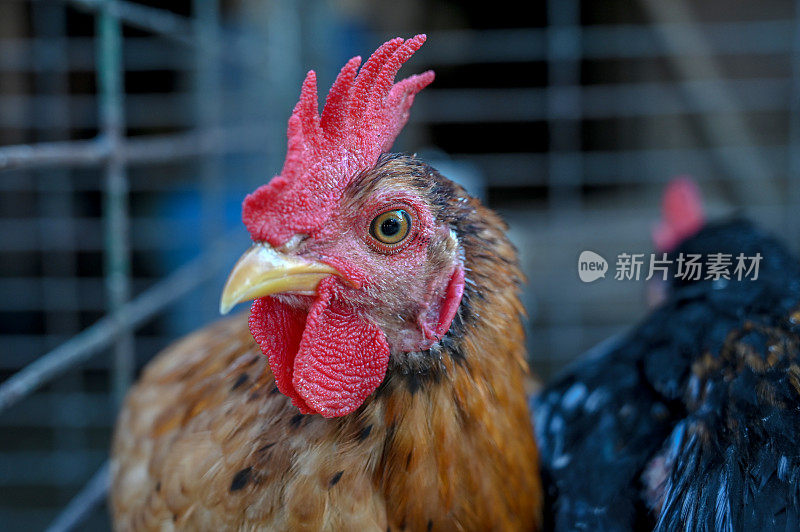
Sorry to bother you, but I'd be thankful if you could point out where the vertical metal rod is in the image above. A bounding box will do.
[194,0,224,322]
[546,0,583,372]
[33,0,76,351]
[264,0,302,185]
[33,0,89,491]
[789,0,800,251]
[97,0,134,406]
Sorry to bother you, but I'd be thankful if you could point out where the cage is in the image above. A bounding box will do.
[1,0,799,529]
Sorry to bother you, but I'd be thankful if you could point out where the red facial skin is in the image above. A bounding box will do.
[248,183,464,418]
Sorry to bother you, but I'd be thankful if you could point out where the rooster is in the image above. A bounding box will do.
[535,178,800,530]
[111,35,542,530]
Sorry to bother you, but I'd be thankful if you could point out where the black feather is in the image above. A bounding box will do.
[536,219,800,531]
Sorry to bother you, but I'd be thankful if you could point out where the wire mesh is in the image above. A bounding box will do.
[1,0,799,529]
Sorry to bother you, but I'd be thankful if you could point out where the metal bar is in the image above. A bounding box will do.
[32,0,88,466]
[260,0,302,189]
[0,228,242,414]
[415,78,790,123]
[0,450,106,487]
[0,393,112,427]
[45,461,110,532]
[789,1,800,251]
[66,0,271,76]
[0,75,789,131]
[70,0,194,44]
[122,124,272,163]
[194,0,223,244]
[194,0,226,317]
[0,36,192,72]
[546,0,584,360]
[0,124,273,171]
[0,139,106,170]
[583,20,795,58]
[457,144,789,186]
[0,76,789,128]
[0,139,787,190]
[0,19,792,73]
[97,0,134,407]
[417,21,796,63]
[0,336,189,372]
[0,138,787,189]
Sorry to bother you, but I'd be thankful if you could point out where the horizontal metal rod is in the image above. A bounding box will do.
[0,335,189,372]
[0,449,107,486]
[45,461,110,532]
[0,36,194,72]
[0,160,263,190]
[0,138,106,171]
[416,78,790,123]
[0,141,789,192]
[0,276,148,311]
[454,145,789,186]
[0,229,241,414]
[0,392,112,427]
[396,20,795,64]
[0,74,789,158]
[65,0,271,75]
[0,92,274,129]
[1,18,792,74]
[0,124,272,171]
[69,0,194,44]
[0,76,790,128]
[124,123,272,163]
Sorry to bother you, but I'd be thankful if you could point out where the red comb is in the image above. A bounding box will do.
[652,175,706,252]
[242,35,434,245]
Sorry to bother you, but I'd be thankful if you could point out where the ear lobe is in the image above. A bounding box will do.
[418,265,466,347]
[434,265,465,338]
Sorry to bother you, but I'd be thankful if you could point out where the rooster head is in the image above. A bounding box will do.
[219,36,466,418]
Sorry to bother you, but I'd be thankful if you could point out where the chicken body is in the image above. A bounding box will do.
[535,219,800,530]
[111,156,542,530]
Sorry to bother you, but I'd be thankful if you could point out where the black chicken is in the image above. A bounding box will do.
[535,178,800,530]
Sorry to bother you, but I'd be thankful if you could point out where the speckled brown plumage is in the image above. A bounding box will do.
[111,155,542,531]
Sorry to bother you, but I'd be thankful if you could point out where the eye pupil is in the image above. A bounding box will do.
[381,217,401,236]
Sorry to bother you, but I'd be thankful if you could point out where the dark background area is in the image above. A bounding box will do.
[1,0,799,529]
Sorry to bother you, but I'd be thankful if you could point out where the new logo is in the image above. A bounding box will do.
[578,251,608,283]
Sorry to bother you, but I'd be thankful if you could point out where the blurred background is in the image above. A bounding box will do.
[1,0,799,529]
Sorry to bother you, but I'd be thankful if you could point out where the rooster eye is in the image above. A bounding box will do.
[370,209,411,247]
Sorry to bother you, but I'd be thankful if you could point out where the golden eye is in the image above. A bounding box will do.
[370,209,411,246]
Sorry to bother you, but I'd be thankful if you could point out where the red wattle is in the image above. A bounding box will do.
[248,278,391,418]
[249,297,313,413]
[292,279,390,418]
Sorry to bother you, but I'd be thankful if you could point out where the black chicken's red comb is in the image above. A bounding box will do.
[653,176,706,252]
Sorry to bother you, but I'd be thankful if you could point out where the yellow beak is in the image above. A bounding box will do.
[219,243,341,315]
